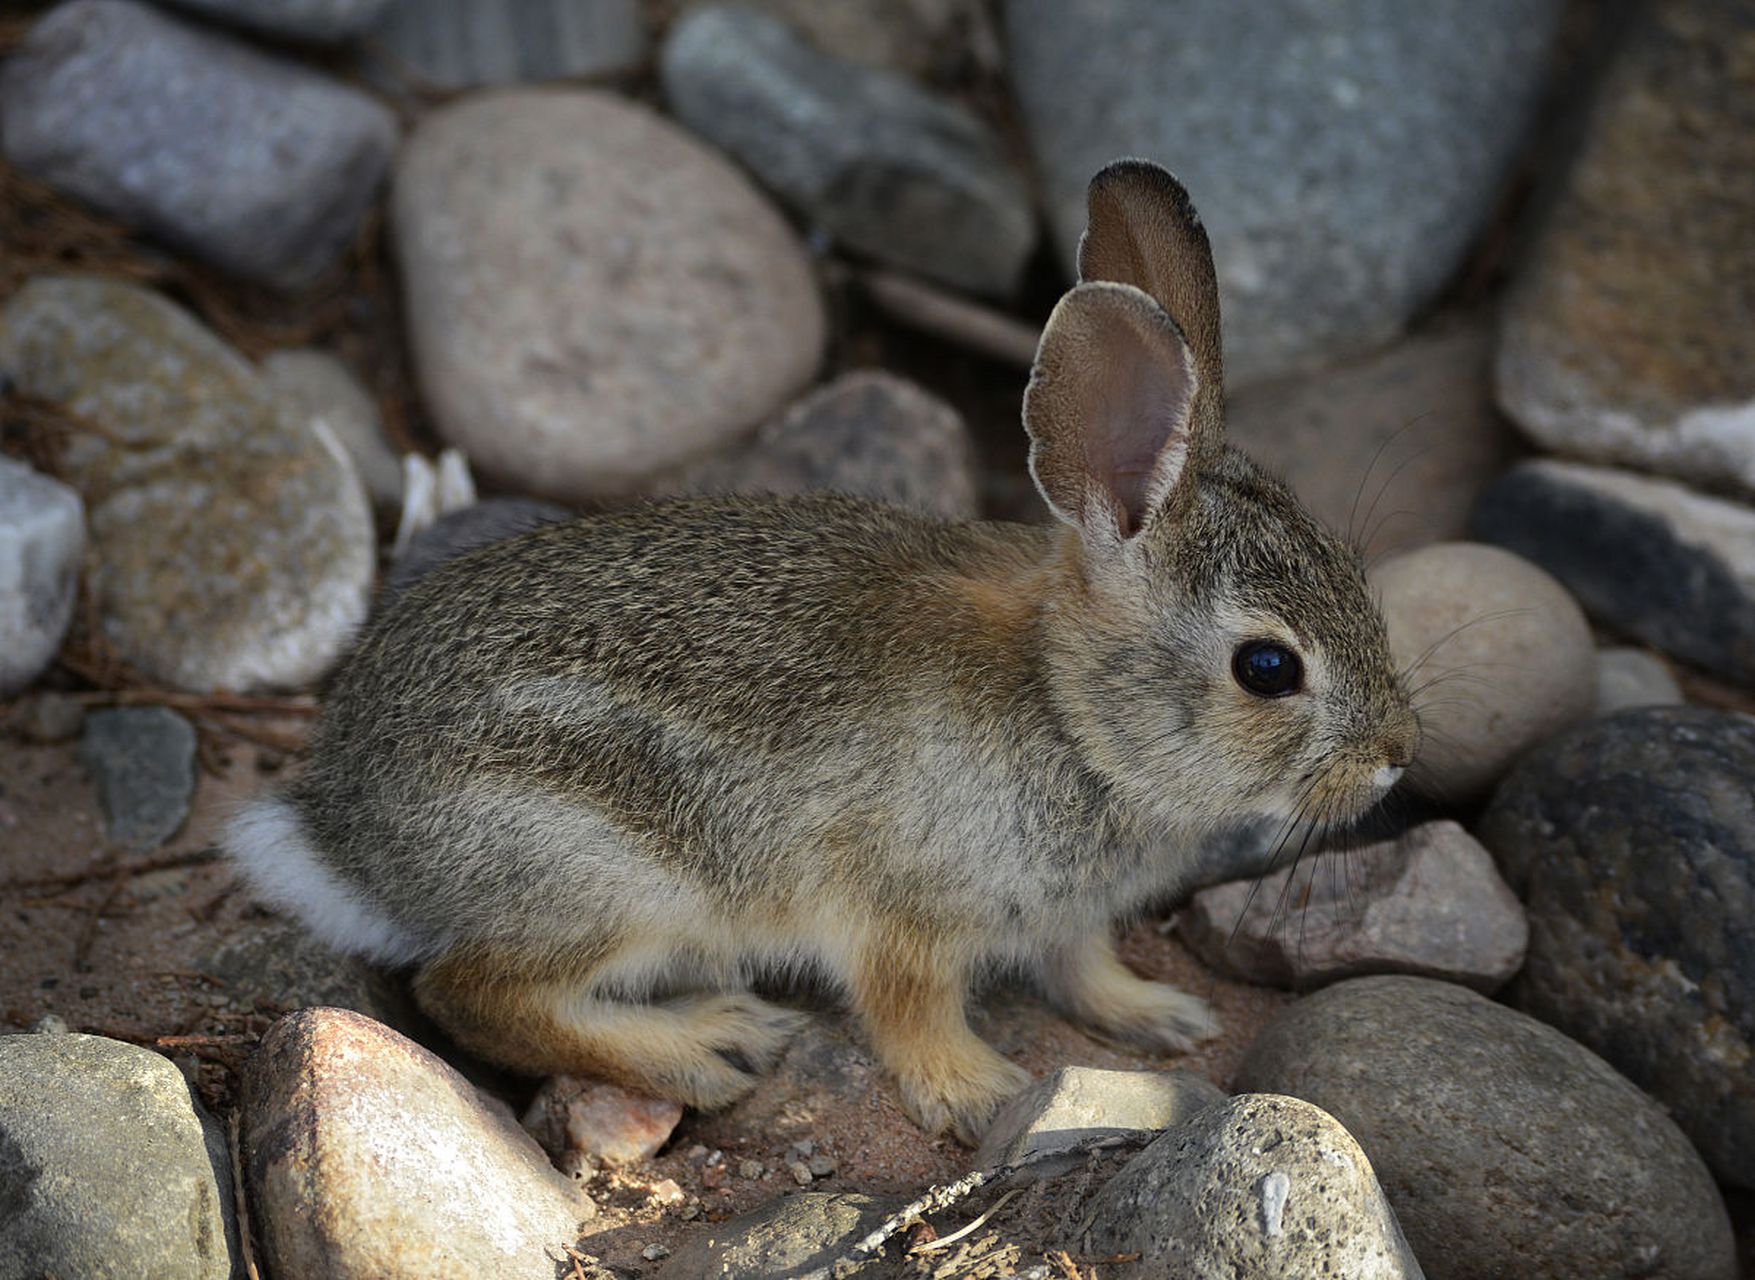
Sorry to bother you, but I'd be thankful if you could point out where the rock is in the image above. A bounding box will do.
[243,1007,593,1280]
[0,277,376,692]
[661,6,1033,296]
[0,457,82,697]
[263,349,403,510]
[653,1192,904,1280]
[381,497,572,604]
[522,1078,683,1168]
[75,706,197,851]
[393,89,825,502]
[198,922,418,1031]
[4,690,86,744]
[0,1032,238,1280]
[973,1066,1224,1182]
[1595,646,1684,716]
[158,0,393,40]
[1236,975,1737,1280]
[1179,821,1527,994]
[0,1,398,289]
[1083,1093,1423,1278]
[1005,0,1562,383]
[655,370,980,519]
[1371,542,1596,802]
[722,0,986,77]
[1471,459,1755,687]
[1225,322,1515,558]
[1495,0,1755,498]
[1478,708,1755,1189]
[363,0,646,90]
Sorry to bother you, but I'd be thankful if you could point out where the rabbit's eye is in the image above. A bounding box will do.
[1233,640,1302,698]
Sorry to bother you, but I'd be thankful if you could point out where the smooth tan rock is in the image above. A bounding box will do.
[393,89,825,502]
[1372,542,1595,802]
[1595,646,1684,716]
[264,349,403,510]
[243,1008,592,1280]
[0,277,374,692]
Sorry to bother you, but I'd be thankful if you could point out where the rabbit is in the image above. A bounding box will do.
[228,160,1420,1145]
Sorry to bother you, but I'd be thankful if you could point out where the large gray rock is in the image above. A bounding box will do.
[364,0,646,90]
[76,706,197,851]
[1005,0,1562,383]
[1179,821,1527,994]
[0,0,398,289]
[1496,0,1755,498]
[662,5,1034,296]
[654,370,980,519]
[1225,322,1515,559]
[973,1066,1223,1182]
[719,0,985,76]
[0,1032,238,1280]
[0,277,376,692]
[263,349,403,511]
[393,89,825,503]
[1478,708,1755,1189]
[1371,542,1596,802]
[1236,976,1737,1280]
[158,0,394,40]
[243,1007,593,1280]
[1471,459,1755,687]
[1083,1093,1424,1278]
[0,458,82,697]
[652,1192,904,1280]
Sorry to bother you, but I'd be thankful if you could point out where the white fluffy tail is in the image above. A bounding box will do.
[224,796,429,965]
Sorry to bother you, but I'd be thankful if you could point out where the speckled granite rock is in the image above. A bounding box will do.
[1496,0,1755,497]
[0,1032,238,1280]
[364,0,646,90]
[1005,0,1561,382]
[0,0,397,288]
[0,277,375,692]
[76,706,197,851]
[1179,821,1527,993]
[654,371,979,519]
[1083,1093,1424,1278]
[652,1192,905,1280]
[159,0,393,40]
[662,5,1033,296]
[1478,708,1755,1189]
[1237,976,1737,1280]
[393,89,825,502]
[1471,459,1755,687]
[0,458,82,697]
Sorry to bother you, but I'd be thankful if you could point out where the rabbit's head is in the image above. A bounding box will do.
[1029,161,1418,840]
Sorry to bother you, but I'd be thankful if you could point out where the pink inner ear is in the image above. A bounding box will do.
[1087,339,1194,537]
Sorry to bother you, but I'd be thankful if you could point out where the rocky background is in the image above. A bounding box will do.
[0,0,1751,1277]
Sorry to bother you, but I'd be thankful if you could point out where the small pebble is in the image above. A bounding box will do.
[641,1243,670,1261]
[807,1154,836,1179]
[738,1158,764,1180]
[649,1178,685,1205]
[683,1144,710,1164]
[788,1161,812,1186]
[6,692,86,745]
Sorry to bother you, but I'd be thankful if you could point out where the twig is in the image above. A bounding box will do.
[910,1189,1019,1255]
[229,1110,263,1280]
[860,269,1042,368]
[72,872,127,971]
[0,846,220,894]
[69,688,319,716]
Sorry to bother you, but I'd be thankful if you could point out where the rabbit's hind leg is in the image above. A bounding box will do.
[413,941,807,1109]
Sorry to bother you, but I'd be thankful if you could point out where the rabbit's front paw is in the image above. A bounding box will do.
[895,1043,1033,1147]
[1092,980,1218,1053]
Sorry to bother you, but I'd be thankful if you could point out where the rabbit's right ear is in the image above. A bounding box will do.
[1024,280,1198,545]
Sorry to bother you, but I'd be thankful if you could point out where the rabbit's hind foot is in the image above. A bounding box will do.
[413,945,807,1111]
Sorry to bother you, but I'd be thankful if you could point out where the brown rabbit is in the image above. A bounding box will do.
[229,161,1419,1143]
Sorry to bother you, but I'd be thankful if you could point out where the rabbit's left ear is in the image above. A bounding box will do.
[1077,160,1225,461]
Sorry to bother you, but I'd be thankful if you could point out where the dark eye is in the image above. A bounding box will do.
[1233,640,1302,698]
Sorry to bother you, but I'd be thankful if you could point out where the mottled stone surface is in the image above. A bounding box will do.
[243,1008,593,1280]
[1595,646,1684,715]
[159,0,393,40]
[522,1078,683,1168]
[0,0,397,288]
[1478,708,1755,1188]
[1237,976,1736,1280]
[365,0,646,90]
[1225,322,1516,558]
[0,458,82,697]
[1471,459,1755,686]
[0,1033,238,1280]
[1372,542,1596,801]
[1084,1093,1424,1278]
[973,1066,1224,1182]
[1005,0,1561,383]
[381,497,572,605]
[652,1192,904,1280]
[0,277,375,692]
[264,349,403,510]
[719,0,984,76]
[655,371,979,519]
[393,89,825,502]
[662,5,1033,295]
[1179,821,1527,993]
[1496,0,1755,497]
[76,706,197,851]
[197,922,420,1033]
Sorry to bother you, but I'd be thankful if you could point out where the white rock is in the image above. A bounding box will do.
[1595,647,1684,716]
[0,458,83,696]
[263,350,403,510]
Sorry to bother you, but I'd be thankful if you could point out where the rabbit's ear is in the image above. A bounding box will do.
[1024,280,1198,543]
[1077,160,1224,457]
